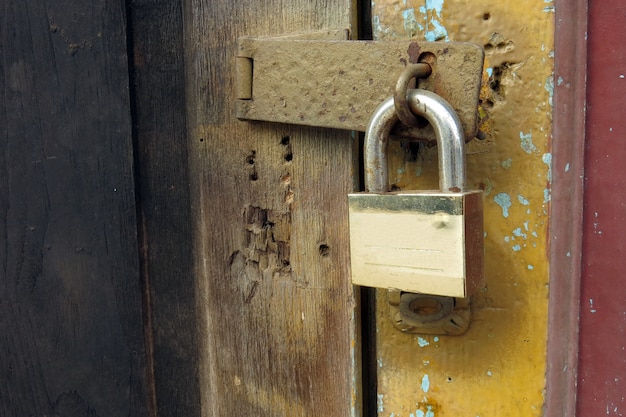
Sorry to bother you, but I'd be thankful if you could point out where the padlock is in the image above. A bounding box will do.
[348,89,483,298]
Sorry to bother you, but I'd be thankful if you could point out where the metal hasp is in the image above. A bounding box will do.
[235,34,485,142]
[348,90,484,299]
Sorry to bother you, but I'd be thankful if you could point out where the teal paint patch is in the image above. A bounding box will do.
[520,131,537,154]
[426,20,448,41]
[544,75,554,106]
[378,394,384,413]
[557,76,564,86]
[544,188,551,203]
[427,0,445,14]
[518,195,530,205]
[544,5,555,12]
[542,153,553,182]
[504,236,510,242]
[417,337,430,347]
[420,0,449,42]
[421,374,430,393]
[433,336,439,342]
[513,227,527,239]
[494,192,512,217]
[512,244,521,252]
[486,67,493,77]
[528,264,534,270]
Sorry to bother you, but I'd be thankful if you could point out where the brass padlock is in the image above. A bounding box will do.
[348,89,483,298]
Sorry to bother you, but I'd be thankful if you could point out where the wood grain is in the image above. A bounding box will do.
[0,0,147,416]
[182,1,359,415]
[545,1,587,416]
[127,0,200,415]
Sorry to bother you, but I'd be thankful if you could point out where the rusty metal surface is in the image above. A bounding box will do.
[235,38,484,141]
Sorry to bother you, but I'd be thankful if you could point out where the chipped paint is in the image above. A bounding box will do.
[415,407,436,417]
[542,153,553,182]
[402,8,423,37]
[543,188,551,204]
[513,227,527,239]
[494,192,512,217]
[421,374,430,393]
[417,337,430,347]
[520,131,537,154]
[544,75,554,106]
[518,195,530,205]
[501,158,512,169]
[421,0,449,42]
[590,299,597,314]
[512,244,521,252]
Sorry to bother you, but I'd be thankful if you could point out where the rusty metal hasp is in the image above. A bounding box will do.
[235,34,485,142]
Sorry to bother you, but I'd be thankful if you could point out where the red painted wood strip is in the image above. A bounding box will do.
[545,1,588,416]
[578,1,626,415]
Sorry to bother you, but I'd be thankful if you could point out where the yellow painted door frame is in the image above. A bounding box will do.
[367,1,584,416]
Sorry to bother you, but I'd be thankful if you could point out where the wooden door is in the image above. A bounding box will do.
[3,0,624,416]
[1,1,149,415]
[182,1,359,416]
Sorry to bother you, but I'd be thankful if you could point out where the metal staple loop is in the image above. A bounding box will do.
[394,63,433,127]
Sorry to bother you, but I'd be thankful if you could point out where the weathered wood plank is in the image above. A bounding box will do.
[0,1,147,416]
[182,1,359,415]
[127,0,200,415]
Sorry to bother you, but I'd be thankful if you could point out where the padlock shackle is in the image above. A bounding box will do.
[365,89,466,193]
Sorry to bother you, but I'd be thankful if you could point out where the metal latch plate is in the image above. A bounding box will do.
[235,36,484,141]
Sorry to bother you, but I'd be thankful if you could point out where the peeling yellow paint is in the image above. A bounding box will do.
[372,1,553,416]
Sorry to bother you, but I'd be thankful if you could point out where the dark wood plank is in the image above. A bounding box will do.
[183,1,360,415]
[127,0,199,415]
[0,1,147,415]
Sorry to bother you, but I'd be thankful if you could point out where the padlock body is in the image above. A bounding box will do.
[348,190,483,297]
